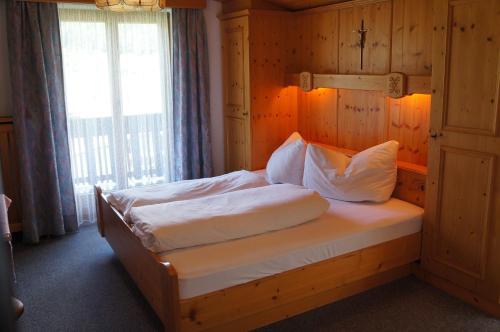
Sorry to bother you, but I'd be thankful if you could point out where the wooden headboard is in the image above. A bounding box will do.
[313,142,427,208]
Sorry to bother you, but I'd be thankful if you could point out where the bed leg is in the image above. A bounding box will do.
[94,185,105,237]
[160,262,181,332]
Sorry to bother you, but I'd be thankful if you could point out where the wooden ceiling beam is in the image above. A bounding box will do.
[216,0,350,12]
[219,0,286,13]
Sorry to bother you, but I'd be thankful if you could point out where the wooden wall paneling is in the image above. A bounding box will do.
[309,10,339,74]
[388,94,430,165]
[295,13,313,71]
[337,89,387,150]
[423,0,500,305]
[0,119,22,232]
[298,88,338,145]
[249,12,298,169]
[291,9,340,73]
[293,10,339,146]
[392,167,426,208]
[391,0,433,75]
[338,0,392,74]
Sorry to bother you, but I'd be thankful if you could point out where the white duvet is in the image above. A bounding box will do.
[130,184,329,253]
[107,170,269,218]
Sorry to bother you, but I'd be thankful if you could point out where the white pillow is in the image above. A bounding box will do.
[266,132,307,185]
[303,141,399,202]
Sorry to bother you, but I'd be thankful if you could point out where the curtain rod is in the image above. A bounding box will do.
[17,0,207,9]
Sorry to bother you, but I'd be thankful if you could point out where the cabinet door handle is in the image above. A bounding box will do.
[429,132,443,139]
[242,112,249,116]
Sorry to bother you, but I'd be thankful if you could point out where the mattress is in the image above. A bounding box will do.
[159,197,423,299]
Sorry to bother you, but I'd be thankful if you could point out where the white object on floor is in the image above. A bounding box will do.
[303,141,399,202]
[159,197,423,299]
[131,184,329,252]
[266,132,307,186]
[107,170,269,218]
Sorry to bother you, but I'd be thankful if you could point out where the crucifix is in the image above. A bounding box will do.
[353,19,368,70]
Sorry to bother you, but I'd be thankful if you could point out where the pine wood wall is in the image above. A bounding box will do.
[249,12,298,169]
[287,0,433,166]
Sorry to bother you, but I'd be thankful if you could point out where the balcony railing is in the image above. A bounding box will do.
[67,113,170,223]
[68,113,169,191]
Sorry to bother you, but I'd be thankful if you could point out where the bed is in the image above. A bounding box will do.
[94,166,425,331]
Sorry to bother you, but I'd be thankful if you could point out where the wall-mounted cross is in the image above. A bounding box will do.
[353,19,368,70]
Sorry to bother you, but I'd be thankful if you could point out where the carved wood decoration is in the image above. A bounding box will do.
[299,71,313,92]
[386,72,406,98]
[286,71,424,97]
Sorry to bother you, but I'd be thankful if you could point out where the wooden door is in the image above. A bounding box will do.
[423,0,500,302]
[224,116,247,172]
[221,16,251,171]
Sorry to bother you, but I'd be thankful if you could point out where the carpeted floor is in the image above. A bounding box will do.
[12,225,500,332]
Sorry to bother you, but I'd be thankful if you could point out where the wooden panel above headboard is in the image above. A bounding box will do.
[288,0,432,172]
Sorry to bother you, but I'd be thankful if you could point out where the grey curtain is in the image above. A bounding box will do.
[171,8,213,180]
[6,0,78,243]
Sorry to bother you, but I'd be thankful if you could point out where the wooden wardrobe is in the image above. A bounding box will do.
[220,10,297,171]
[219,0,500,317]
[418,0,500,315]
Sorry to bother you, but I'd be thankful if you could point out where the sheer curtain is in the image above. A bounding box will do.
[58,5,173,224]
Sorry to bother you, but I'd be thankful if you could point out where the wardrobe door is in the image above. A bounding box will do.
[423,0,500,302]
[221,16,251,172]
[224,116,247,172]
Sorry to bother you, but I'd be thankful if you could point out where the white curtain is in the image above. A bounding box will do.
[58,5,173,224]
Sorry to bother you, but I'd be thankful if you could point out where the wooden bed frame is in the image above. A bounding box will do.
[95,183,422,332]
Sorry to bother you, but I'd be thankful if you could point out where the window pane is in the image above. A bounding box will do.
[58,8,173,225]
[60,21,113,118]
[118,23,163,116]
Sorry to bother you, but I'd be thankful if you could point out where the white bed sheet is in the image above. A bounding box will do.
[159,197,423,299]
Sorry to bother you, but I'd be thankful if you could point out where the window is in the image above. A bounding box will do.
[59,6,173,224]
